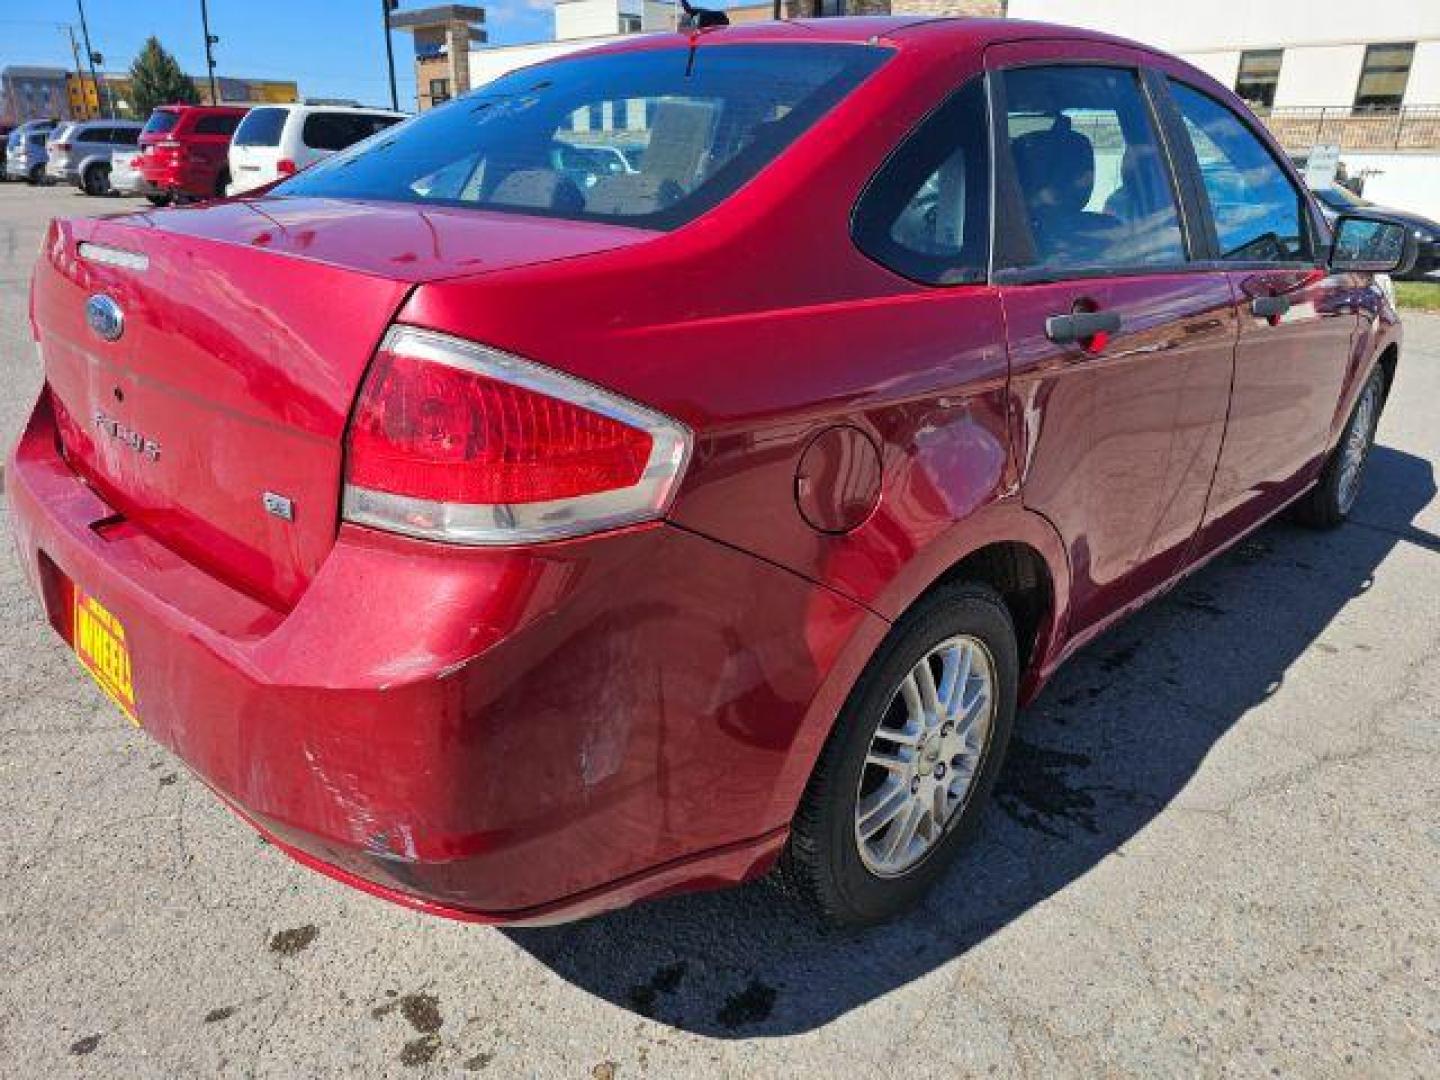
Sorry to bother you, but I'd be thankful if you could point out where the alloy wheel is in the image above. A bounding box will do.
[854,634,996,878]
[1337,378,1380,515]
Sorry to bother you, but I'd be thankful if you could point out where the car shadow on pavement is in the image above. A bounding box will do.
[504,443,1436,1038]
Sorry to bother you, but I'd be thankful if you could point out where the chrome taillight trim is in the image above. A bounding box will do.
[342,326,693,546]
[77,242,149,272]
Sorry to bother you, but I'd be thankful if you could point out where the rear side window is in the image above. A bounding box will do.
[1167,81,1312,263]
[113,127,139,146]
[278,44,889,230]
[852,78,990,285]
[234,107,287,147]
[302,112,398,151]
[194,114,242,137]
[1000,65,1186,273]
[143,110,179,136]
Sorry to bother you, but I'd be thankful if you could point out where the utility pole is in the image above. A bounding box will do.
[75,0,108,119]
[64,26,90,119]
[200,0,219,104]
[381,1,399,113]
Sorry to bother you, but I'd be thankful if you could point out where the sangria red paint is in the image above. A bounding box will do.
[8,17,1403,923]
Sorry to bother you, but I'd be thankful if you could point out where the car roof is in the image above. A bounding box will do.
[582,15,1169,62]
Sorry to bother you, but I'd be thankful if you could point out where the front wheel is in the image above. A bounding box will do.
[1293,366,1385,528]
[782,583,1018,926]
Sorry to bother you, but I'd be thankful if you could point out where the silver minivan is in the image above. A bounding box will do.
[46,120,143,195]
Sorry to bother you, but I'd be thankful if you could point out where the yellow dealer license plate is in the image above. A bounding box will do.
[73,588,138,725]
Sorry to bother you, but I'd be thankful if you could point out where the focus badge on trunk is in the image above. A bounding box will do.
[85,294,125,342]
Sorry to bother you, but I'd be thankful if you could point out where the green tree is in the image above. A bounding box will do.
[128,37,199,117]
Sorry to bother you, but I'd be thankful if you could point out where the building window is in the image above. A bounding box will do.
[813,0,846,13]
[429,78,450,105]
[619,14,641,33]
[1234,49,1282,112]
[1354,42,1414,110]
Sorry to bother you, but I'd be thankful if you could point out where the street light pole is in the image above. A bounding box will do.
[381,0,399,112]
[199,0,219,103]
[75,0,108,119]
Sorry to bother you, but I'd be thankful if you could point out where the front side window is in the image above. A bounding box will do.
[852,78,989,286]
[1169,80,1311,263]
[1235,49,1282,112]
[1354,42,1413,110]
[1001,65,1186,272]
[279,44,889,231]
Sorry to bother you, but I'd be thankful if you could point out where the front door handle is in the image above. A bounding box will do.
[1045,309,1122,345]
[1251,295,1291,320]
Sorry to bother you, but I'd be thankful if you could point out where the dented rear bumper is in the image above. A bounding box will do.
[7,388,883,922]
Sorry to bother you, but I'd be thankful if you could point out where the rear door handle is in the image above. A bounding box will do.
[1045,309,1121,345]
[1251,295,1291,320]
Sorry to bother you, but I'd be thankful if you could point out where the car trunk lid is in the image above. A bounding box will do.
[33,200,657,609]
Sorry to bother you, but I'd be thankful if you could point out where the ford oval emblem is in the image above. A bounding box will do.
[85,294,124,342]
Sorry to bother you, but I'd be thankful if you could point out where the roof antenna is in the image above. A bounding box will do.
[678,0,730,29]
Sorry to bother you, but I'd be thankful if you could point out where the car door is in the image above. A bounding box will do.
[988,43,1238,640]
[1163,78,1358,549]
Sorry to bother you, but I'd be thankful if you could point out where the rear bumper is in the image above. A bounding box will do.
[138,159,215,196]
[110,170,157,196]
[46,162,78,183]
[7,389,883,923]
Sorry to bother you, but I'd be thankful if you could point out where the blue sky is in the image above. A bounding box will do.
[0,1,556,111]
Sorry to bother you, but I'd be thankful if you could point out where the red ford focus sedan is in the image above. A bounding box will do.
[8,17,1412,926]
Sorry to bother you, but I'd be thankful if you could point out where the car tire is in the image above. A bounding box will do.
[28,165,44,186]
[214,170,230,198]
[1293,365,1385,529]
[82,164,110,197]
[145,194,172,207]
[781,582,1018,926]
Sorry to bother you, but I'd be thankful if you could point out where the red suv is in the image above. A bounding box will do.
[9,19,1413,926]
[136,104,248,203]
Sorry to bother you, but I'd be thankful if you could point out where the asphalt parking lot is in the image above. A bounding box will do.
[0,181,1437,1078]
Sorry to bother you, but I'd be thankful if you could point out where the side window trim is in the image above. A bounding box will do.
[989,60,1202,285]
[1141,68,1220,263]
[1161,76,1324,270]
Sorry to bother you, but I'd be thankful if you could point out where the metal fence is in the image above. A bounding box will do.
[1262,105,1440,152]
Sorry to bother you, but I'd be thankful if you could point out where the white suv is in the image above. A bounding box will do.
[227,104,406,195]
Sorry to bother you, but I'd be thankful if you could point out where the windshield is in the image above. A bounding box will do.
[142,110,180,136]
[1316,186,1372,210]
[277,43,888,230]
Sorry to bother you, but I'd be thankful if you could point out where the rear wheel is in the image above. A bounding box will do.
[82,164,110,196]
[782,583,1018,926]
[214,170,230,198]
[28,164,44,186]
[145,193,172,207]
[1293,366,1385,528]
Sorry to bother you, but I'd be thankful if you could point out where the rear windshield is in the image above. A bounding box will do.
[277,43,888,230]
[143,110,180,136]
[234,107,288,147]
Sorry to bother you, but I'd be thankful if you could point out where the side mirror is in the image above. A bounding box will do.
[1328,213,1417,275]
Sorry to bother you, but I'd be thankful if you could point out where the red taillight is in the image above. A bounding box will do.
[276,158,297,175]
[343,328,690,545]
[54,142,72,151]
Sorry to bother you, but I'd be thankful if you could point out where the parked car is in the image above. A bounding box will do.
[3,117,59,182]
[1310,184,1438,280]
[108,147,159,199]
[227,103,406,195]
[4,128,52,184]
[136,104,249,203]
[45,119,144,195]
[9,18,1413,927]
[0,124,12,178]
